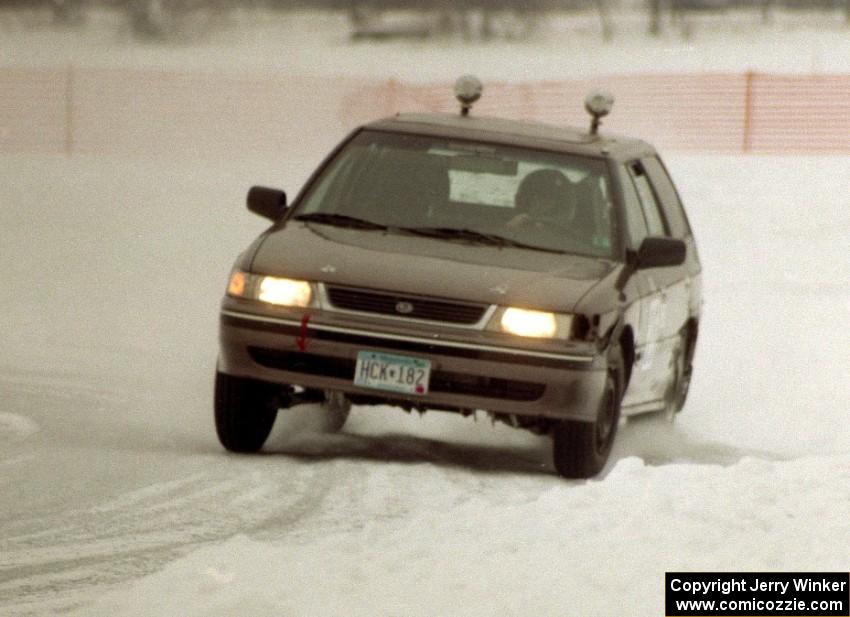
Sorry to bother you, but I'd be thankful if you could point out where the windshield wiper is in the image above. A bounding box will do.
[398,226,508,244]
[293,212,388,230]
[397,226,567,254]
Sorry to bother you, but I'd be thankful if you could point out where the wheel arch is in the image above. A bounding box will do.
[618,325,635,390]
[681,317,699,369]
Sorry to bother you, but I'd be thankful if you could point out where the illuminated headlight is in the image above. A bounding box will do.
[258,277,312,307]
[495,307,574,339]
[226,271,313,308]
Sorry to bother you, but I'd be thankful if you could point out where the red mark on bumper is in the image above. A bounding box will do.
[296,313,311,351]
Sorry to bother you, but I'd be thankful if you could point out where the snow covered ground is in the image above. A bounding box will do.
[1,10,849,617]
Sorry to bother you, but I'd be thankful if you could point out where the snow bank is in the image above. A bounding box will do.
[83,454,850,617]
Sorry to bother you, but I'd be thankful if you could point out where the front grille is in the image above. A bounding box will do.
[248,348,545,402]
[325,285,487,325]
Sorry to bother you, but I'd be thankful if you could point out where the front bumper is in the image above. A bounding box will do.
[218,305,609,422]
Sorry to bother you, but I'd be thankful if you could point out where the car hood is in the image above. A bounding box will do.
[249,222,617,313]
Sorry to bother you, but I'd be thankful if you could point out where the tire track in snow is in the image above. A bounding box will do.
[0,366,345,615]
[0,368,130,408]
[0,457,336,615]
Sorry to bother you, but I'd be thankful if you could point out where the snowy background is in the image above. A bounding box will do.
[1,6,849,616]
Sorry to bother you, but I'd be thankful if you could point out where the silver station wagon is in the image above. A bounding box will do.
[216,77,702,478]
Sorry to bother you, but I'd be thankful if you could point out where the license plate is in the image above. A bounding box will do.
[354,351,431,395]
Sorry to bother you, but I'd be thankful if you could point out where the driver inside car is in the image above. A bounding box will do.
[506,168,577,230]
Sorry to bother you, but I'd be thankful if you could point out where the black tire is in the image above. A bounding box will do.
[214,371,278,453]
[659,333,693,421]
[552,344,624,479]
[672,335,693,414]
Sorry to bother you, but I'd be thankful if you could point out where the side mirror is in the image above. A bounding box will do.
[247,186,287,221]
[636,236,686,269]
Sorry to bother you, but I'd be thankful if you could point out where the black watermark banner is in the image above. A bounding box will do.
[666,572,850,616]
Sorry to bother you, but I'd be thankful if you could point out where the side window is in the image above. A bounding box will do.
[628,161,667,237]
[616,163,648,249]
[642,156,691,238]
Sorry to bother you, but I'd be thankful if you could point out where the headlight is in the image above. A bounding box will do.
[257,276,312,307]
[226,270,313,308]
[495,307,573,339]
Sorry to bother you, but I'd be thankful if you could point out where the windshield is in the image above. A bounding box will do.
[295,130,617,259]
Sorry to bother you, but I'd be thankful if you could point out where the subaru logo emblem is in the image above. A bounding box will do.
[395,301,414,314]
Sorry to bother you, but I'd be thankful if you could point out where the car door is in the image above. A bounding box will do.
[641,154,701,323]
[614,161,663,408]
[618,159,690,410]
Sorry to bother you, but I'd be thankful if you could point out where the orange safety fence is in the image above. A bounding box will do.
[1,68,848,156]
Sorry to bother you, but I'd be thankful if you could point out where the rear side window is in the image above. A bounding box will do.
[642,156,691,238]
[628,162,667,237]
[616,164,648,249]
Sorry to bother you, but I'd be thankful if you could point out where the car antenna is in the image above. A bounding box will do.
[454,75,483,117]
[584,90,614,136]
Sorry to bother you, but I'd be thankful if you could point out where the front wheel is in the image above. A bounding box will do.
[214,372,278,453]
[668,334,693,415]
[552,345,624,479]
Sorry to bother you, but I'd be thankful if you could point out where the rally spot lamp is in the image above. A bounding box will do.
[585,90,614,136]
[455,75,483,117]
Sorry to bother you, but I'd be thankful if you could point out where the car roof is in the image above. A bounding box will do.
[363,112,656,161]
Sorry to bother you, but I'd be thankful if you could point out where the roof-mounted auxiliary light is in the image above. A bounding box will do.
[584,90,614,136]
[454,75,483,117]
